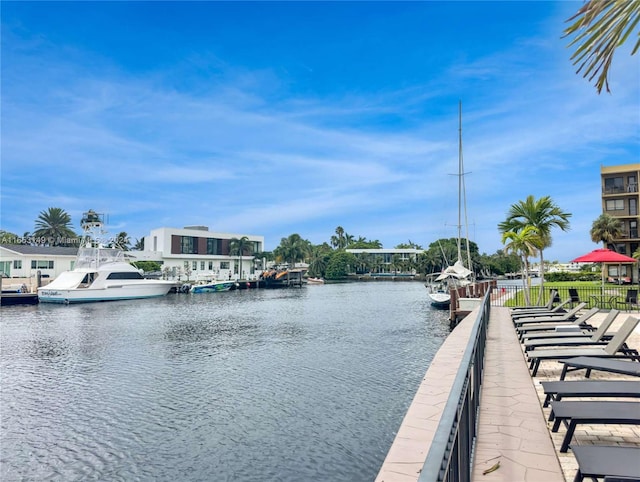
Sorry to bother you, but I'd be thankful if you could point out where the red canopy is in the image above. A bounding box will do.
[572,248,637,264]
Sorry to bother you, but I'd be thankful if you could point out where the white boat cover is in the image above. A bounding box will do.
[435,260,472,281]
[45,271,87,289]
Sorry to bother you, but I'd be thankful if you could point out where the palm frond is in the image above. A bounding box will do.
[564,0,640,93]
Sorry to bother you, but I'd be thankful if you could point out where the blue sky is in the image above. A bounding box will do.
[1,1,638,261]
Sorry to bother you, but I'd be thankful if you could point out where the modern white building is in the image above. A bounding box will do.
[139,226,264,281]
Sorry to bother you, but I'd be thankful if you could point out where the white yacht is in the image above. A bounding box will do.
[38,211,174,304]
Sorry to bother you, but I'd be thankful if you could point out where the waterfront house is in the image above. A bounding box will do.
[138,226,264,281]
[0,244,78,280]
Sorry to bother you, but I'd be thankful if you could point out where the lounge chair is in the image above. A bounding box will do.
[513,302,587,326]
[568,287,581,308]
[523,309,619,351]
[571,445,640,482]
[550,400,640,452]
[611,289,639,311]
[511,298,571,319]
[516,306,598,341]
[520,309,618,342]
[541,379,640,416]
[510,289,558,311]
[559,356,640,380]
[526,316,640,376]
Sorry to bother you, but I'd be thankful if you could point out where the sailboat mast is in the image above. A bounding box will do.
[458,101,473,275]
[457,102,463,263]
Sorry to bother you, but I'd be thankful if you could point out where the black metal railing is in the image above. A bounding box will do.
[419,290,491,482]
[494,284,640,311]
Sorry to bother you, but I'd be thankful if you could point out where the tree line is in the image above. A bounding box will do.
[0,207,139,250]
[1,196,635,282]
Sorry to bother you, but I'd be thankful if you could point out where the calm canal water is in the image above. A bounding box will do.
[1,281,451,481]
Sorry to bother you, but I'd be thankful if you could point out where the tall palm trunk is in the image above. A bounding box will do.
[522,256,531,306]
[537,250,545,305]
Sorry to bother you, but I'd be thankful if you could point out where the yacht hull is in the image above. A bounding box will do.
[38,282,174,304]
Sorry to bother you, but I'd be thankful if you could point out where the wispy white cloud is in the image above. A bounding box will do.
[1,3,638,260]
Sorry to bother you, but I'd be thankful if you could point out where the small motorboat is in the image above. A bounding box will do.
[190,280,236,293]
[306,277,325,285]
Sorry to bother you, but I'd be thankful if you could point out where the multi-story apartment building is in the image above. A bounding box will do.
[600,163,640,282]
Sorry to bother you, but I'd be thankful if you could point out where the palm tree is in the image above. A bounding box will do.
[498,195,571,303]
[274,234,310,267]
[33,207,77,246]
[590,213,623,250]
[501,226,542,306]
[308,245,330,278]
[228,236,252,279]
[564,0,640,94]
[114,231,131,250]
[330,226,347,249]
[134,238,144,250]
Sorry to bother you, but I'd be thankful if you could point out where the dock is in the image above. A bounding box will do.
[0,292,39,306]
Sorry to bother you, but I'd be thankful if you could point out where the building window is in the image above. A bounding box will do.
[13,260,22,269]
[630,199,638,216]
[192,261,197,270]
[206,238,223,255]
[31,260,54,269]
[220,261,230,270]
[613,243,627,254]
[107,272,144,280]
[628,176,637,192]
[630,221,638,239]
[605,177,624,194]
[208,261,213,270]
[180,236,198,254]
[605,199,624,211]
[200,261,205,270]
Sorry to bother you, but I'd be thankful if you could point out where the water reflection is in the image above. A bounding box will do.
[1,282,449,481]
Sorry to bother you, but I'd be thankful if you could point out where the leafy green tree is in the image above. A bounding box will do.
[502,226,542,306]
[498,195,571,303]
[132,261,162,272]
[564,0,640,94]
[325,251,357,280]
[347,237,383,249]
[33,207,77,246]
[308,244,332,277]
[395,240,423,249]
[274,234,310,267]
[113,231,131,250]
[0,230,20,244]
[229,236,252,278]
[590,213,623,250]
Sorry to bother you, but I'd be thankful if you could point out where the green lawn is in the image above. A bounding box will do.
[502,281,635,308]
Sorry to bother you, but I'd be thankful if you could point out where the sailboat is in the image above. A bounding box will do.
[426,102,474,308]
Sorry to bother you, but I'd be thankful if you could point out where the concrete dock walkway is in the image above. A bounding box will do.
[471,307,564,481]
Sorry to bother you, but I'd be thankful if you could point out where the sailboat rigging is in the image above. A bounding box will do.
[426,101,474,308]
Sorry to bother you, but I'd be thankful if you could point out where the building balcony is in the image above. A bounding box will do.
[603,184,638,195]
